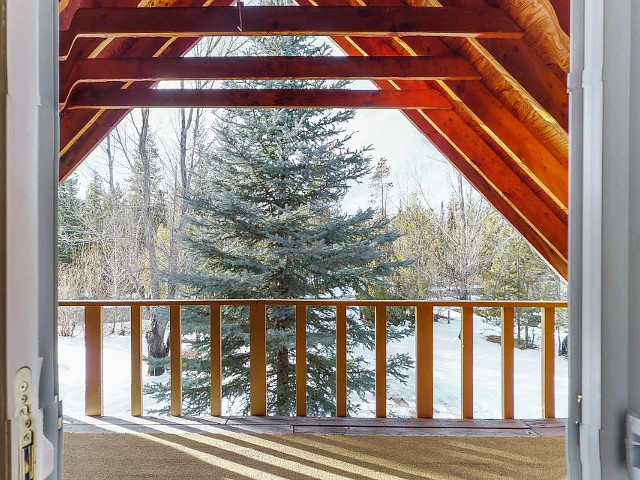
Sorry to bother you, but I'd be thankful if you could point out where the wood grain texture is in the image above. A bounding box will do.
[541,307,555,418]
[67,87,453,110]
[130,305,143,416]
[169,305,182,416]
[415,305,434,418]
[336,305,348,417]
[501,307,514,419]
[60,6,524,58]
[60,55,480,107]
[461,306,473,419]
[375,305,387,418]
[84,306,104,416]
[210,304,222,416]
[296,305,307,417]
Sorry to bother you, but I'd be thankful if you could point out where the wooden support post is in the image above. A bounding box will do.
[250,303,267,416]
[542,307,555,418]
[170,305,182,417]
[210,304,222,417]
[501,307,515,420]
[130,305,143,417]
[461,306,474,419]
[84,305,104,416]
[415,304,434,418]
[336,305,348,417]
[375,305,387,418]
[296,305,307,417]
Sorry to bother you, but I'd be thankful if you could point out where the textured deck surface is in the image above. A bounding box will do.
[63,418,567,479]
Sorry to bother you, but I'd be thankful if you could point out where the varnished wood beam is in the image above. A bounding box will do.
[60,6,523,59]
[60,56,480,106]
[67,88,452,110]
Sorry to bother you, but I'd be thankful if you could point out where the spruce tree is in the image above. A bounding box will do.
[148,36,411,416]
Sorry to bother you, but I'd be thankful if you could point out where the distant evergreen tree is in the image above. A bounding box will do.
[148,36,411,416]
[481,232,567,348]
[58,176,85,264]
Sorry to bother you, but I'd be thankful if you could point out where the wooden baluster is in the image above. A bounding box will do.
[249,302,267,416]
[170,305,182,416]
[461,306,474,419]
[336,305,347,417]
[210,304,222,416]
[415,304,433,418]
[542,307,555,418]
[375,305,387,418]
[501,306,514,419]
[296,305,307,417]
[85,305,104,416]
[130,305,143,416]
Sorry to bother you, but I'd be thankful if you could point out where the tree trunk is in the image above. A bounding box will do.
[136,109,166,375]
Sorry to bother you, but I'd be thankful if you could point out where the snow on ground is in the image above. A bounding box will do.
[58,311,568,419]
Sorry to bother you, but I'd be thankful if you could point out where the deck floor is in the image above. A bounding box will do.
[64,415,565,437]
[63,417,566,479]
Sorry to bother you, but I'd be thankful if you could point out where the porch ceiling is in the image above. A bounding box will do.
[58,0,569,278]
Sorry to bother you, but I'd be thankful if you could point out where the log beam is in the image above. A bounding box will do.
[60,6,523,59]
[60,56,480,106]
[67,88,452,110]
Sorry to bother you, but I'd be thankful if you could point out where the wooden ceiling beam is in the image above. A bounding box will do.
[60,6,524,59]
[60,55,481,107]
[66,87,453,110]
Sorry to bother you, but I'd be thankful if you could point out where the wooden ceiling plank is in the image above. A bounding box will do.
[67,88,453,110]
[60,6,524,58]
[490,0,569,74]
[410,0,568,134]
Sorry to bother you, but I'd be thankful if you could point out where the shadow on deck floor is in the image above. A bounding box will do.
[63,416,566,479]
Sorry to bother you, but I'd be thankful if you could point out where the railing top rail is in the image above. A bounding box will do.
[58,299,568,308]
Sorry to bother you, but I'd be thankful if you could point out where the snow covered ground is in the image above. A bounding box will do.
[58,310,568,419]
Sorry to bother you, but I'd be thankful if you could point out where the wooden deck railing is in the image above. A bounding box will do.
[57,299,568,420]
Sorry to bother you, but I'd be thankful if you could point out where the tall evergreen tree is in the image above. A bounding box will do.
[149,36,411,416]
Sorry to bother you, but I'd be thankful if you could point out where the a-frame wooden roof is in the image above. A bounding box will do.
[58,0,569,278]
